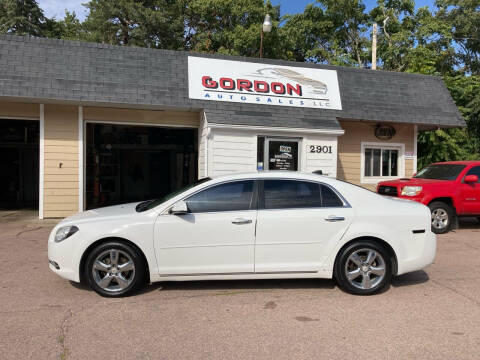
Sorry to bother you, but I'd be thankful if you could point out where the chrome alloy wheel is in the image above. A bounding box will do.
[431,208,448,230]
[344,248,386,290]
[92,249,135,293]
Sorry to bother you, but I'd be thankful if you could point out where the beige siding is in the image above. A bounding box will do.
[0,101,39,119]
[84,107,199,127]
[44,105,79,218]
[337,120,415,190]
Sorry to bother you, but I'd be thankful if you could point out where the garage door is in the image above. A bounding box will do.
[85,123,197,209]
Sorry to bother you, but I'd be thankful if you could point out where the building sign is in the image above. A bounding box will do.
[188,56,342,110]
[375,124,396,140]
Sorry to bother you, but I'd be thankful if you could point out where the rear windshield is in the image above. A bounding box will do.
[414,165,466,180]
[135,177,211,212]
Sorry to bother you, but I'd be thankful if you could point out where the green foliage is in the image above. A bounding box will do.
[436,0,480,75]
[82,0,185,49]
[418,74,480,168]
[0,0,46,36]
[417,128,477,169]
[183,0,283,57]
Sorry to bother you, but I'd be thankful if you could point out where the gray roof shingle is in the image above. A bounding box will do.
[0,35,465,129]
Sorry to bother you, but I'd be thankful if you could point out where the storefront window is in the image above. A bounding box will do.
[364,147,398,177]
[257,136,299,171]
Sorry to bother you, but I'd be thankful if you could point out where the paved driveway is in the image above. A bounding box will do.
[1,211,479,360]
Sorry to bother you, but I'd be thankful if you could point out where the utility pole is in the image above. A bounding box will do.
[372,22,377,70]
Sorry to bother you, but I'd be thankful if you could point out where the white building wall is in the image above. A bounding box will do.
[206,125,340,178]
[302,134,338,177]
[208,129,257,176]
[197,112,208,178]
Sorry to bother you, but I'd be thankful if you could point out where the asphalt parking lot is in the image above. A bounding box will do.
[0,211,479,360]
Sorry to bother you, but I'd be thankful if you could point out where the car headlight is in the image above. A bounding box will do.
[401,186,423,196]
[55,226,79,242]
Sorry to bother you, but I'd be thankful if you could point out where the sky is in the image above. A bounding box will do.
[37,0,436,21]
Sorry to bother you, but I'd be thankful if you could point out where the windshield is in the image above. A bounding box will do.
[135,177,212,212]
[414,164,466,180]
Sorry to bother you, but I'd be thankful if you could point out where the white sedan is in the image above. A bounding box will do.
[48,172,436,297]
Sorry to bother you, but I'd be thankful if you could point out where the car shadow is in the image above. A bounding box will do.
[391,270,429,288]
[71,272,430,296]
[138,278,336,295]
[456,217,480,230]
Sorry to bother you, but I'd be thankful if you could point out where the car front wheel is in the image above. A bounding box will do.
[334,241,392,295]
[85,241,146,297]
[429,201,453,234]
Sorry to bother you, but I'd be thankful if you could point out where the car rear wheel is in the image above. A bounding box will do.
[85,241,146,297]
[429,201,453,234]
[334,241,392,295]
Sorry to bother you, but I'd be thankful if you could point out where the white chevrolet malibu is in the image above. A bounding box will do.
[48,172,436,297]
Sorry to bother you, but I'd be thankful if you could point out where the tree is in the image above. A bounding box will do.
[282,0,370,67]
[316,0,370,67]
[183,0,284,58]
[83,0,185,49]
[281,3,336,63]
[436,0,480,75]
[56,11,84,41]
[0,0,46,36]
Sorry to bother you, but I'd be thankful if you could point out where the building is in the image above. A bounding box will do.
[0,35,464,218]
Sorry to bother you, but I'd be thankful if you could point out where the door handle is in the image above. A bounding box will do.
[325,215,345,222]
[231,218,253,225]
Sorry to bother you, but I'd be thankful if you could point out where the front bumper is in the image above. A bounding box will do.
[396,194,429,205]
[48,231,82,283]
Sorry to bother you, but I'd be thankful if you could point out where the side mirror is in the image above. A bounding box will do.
[170,200,188,215]
[464,175,479,183]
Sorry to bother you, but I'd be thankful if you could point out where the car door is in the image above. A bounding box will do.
[459,166,480,214]
[154,180,257,275]
[255,179,353,273]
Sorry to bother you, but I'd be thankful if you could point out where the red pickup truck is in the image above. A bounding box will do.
[377,161,480,234]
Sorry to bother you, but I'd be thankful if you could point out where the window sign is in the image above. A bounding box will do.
[267,140,299,171]
[188,56,342,110]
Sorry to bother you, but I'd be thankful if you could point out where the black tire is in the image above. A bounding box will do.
[334,240,392,295]
[85,241,146,297]
[429,201,454,234]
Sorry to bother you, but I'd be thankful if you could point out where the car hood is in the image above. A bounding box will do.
[59,202,141,225]
[379,178,449,187]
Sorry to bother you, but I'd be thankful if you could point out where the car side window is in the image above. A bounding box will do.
[321,185,344,207]
[185,180,254,213]
[466,166,480,182]
[263,180,322,209]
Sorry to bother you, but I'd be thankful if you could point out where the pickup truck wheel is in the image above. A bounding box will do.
[429,201,453,234]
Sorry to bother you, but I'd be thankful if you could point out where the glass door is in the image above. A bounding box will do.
[264,138,300,171]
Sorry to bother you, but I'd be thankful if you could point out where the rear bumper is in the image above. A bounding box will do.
[396,230,437,275]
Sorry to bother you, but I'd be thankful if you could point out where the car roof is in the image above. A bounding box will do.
[431,161,480,166]
[208,171,330,182]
